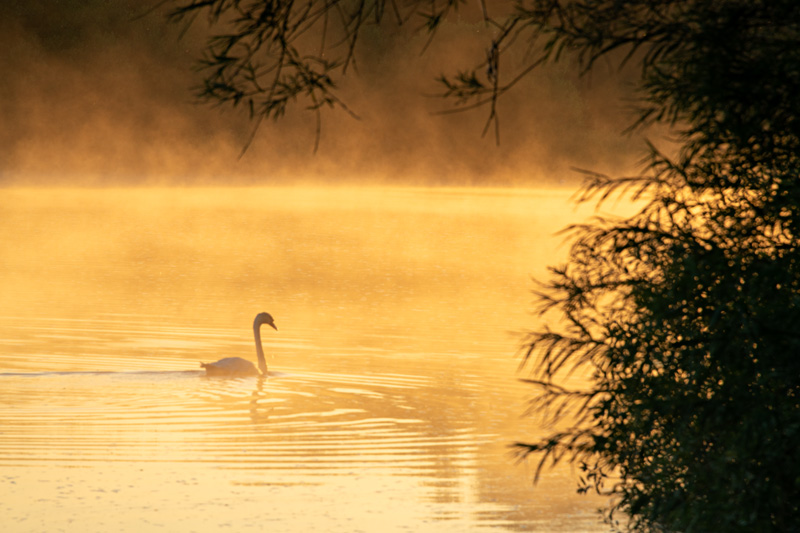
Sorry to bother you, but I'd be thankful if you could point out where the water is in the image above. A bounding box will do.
[0,187,615,532]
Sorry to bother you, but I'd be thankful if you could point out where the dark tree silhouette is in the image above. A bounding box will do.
[168,1,800,530]
[512,2,800,530]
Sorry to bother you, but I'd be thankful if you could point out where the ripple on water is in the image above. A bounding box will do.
[0,368,486,476]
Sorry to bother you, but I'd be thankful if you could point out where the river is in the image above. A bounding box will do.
[0,186,616,532]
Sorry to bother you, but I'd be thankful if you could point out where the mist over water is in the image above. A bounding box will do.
[0,187,631,532]
[0,2,641,187]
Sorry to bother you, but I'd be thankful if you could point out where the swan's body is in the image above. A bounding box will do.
[202,357,260,376]
[201,312,277,377]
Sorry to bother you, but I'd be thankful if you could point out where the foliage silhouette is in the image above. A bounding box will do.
[512,2,800,530]
[168,1,800,530]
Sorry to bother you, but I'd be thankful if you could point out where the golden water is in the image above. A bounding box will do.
[0,187,617,532]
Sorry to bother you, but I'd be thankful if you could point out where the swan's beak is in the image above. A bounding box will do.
[269,322,278,330]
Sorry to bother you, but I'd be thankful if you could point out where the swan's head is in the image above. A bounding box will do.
[254,312,277,330]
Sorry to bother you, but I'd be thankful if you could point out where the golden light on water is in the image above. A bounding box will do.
[0,186,640,531]
[0,0,651,528]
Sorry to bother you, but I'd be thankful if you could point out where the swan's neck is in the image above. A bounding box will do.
[254,324,267,375]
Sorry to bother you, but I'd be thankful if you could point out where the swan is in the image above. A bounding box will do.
[201,312,277,377]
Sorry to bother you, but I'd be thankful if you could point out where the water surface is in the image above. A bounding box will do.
[0,187,615,531]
